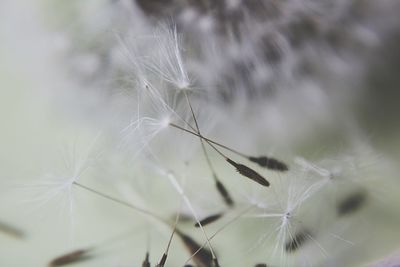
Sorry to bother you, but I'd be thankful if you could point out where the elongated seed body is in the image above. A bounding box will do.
[337,191,367,216]
[156,253,168,267]
[176,230,214,267]
[248,156,288,171]
[215,179,234,207]
[0,221,24,239]
[226,158,270,187]
[195,213,224,227]
[49,249,90,267]
[142,252,150,267]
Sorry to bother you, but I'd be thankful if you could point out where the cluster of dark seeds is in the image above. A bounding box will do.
[43,85,369,266]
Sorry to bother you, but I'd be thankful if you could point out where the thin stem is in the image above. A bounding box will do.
[73,182,168,226]
[166,172,217,260]
[165,204,181,255]
[172,117,248,159]
[183,91,218,179]
[169,123,228,159]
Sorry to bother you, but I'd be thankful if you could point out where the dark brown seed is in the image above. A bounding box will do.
[337,191,367,216]
[48,249,91,267]
[215,179,234,207]
[194,213,224,228]
[226,158,270,187]
[155,253,167,267]
[176,230,214,267]
[254,264,268,267]
[248,156,289,171]
[142,252,150,267]
[285,229,310,253]
[0,221,24,239]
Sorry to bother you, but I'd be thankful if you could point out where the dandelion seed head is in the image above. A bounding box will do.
[8,0,400,266]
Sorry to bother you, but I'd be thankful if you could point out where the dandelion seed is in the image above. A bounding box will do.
[0,221,24,239]
[28,136,102,224]
[169,123,271,187]
[194,212,224,227]
[164,171,218,259]
[337,190,367,216]
[213,175,235,207]
[169,121,287,171]
[183,90,235,207]
[144,24,191,90]
[157,205,181,267]
[215,179,234,207]
[250,169,326,262]
[226,158,270,187]
[155,253,168,267]
[285,228,311,253]
[117,60,191,161]
[73,177,221,267]
[142,252,150,267]
[48,249,91,267]
[71,181,219,266]
[248,156,289,171]
[48,227,151,267]
[176,230,214,267]
[184,206,254,266]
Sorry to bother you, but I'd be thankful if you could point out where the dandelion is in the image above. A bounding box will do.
[3,0,400,266]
